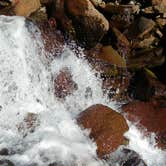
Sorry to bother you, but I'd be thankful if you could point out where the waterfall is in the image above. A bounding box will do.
[0,16,165,166]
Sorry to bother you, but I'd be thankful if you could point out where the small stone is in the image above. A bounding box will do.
[54,68,78,99]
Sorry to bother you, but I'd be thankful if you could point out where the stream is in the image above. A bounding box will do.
[0,16,166,166]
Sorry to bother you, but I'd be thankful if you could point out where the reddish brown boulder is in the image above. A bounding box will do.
[122,101,166,149]
[54,68,78,99]
[36,21,64,56]
[77,104,129,158]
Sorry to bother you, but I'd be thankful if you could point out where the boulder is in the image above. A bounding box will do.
[99,46,126,67]
[122,100,166,149]
[66,0,109,48]
[36,21,64,56]
[54,68,78,99]
[13,0,41,17]
[77,104,129,158]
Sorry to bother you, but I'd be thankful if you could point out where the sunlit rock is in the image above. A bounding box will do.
[13,0,41,17]
[77,104,129,158]
[66,0,109,48]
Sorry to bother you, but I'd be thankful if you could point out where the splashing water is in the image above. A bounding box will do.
[0,16,166,166]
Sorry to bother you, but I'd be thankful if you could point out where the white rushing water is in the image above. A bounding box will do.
[0,16,166,166]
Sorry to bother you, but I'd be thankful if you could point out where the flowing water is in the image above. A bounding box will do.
[0,16,165,166]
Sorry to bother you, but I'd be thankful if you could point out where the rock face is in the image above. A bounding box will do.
[36,21,64,56]
[66,0,109,48]
[54,68,78,99]
[13,0,41,17]
[77,104,129,158]
[122,101,166,149]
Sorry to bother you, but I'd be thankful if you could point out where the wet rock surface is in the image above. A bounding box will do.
[77,104,129,158]
[37,21,64,56]
[54,68,78,99]
[17,113,39,137]
[122,100,166,149]
[0,0,166,165]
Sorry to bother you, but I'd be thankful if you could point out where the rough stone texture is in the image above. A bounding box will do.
[77,104,129,158]
[122,100,166,149]
[66,0,109,48]
[13,0,41,17]
[35,20,64,56]
[54,68,78,99]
